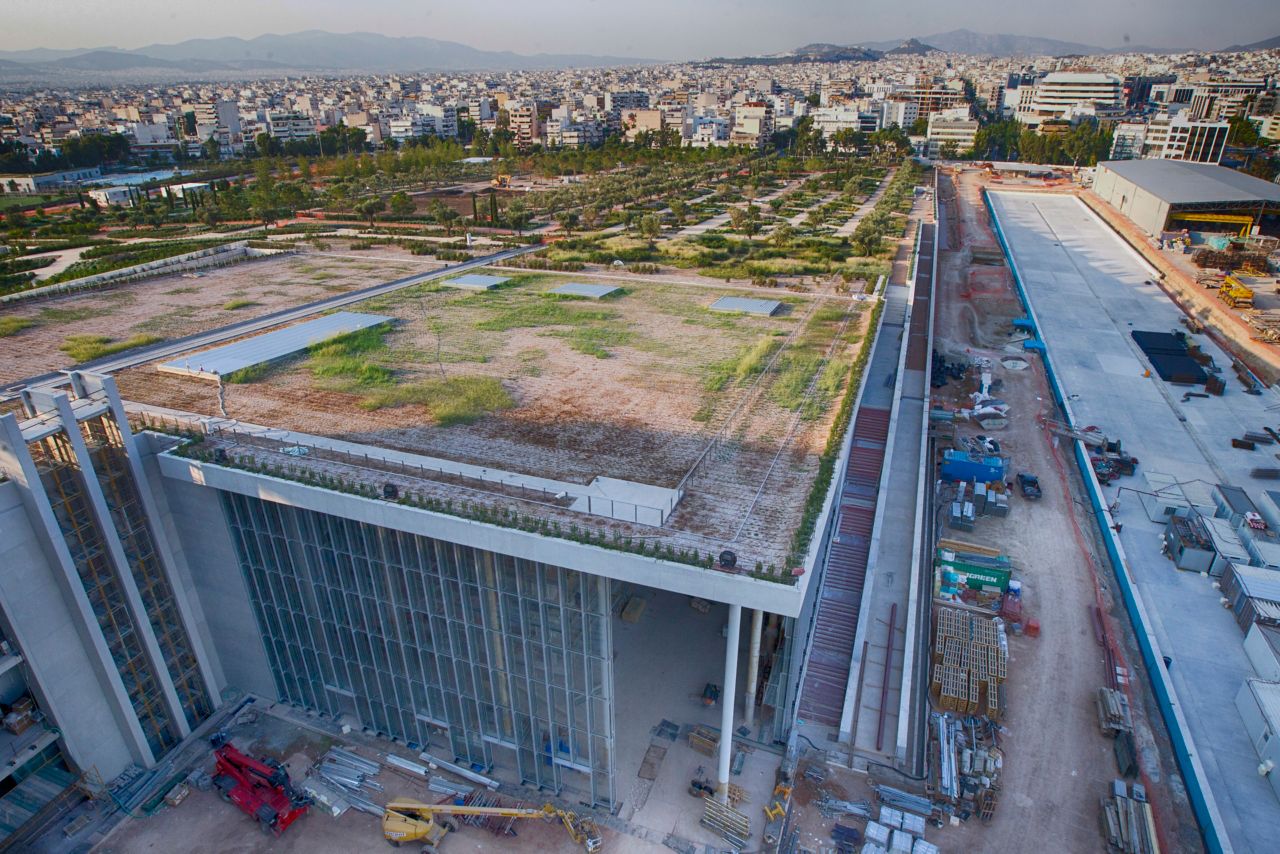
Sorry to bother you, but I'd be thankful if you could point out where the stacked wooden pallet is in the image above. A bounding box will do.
[930,607,1008,720]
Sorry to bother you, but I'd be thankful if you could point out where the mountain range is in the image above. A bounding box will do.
[775,28,1279,61]
[0,30,652,83]
[0,27,1276,85]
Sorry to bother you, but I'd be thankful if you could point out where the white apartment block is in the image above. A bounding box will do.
[730,102,774,149]
[266,112,317,141]
[1016,72,1123,126]
[925,112,978,158]
[881,99,919,130]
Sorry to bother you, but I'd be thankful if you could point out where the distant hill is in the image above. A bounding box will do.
[50,50,185,71]
[1225,34,1280,51]
[883,38,939,56]
[905,29,1102,57]
[711,43,883,65]
[0,30,653,82]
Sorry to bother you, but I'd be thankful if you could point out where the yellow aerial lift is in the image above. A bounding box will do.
[1218,274,1255,309]
[381,798,603,853]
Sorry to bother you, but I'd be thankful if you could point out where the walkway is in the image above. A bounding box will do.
[834,170,894,237]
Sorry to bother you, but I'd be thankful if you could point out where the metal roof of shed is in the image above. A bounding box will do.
[1245,678,1280,730]
[1232,562,1280,604]
[550,283,620,299]
[1098,160,1280,205]
[710,296,783,316]
[157,311,393,380]
[445,274,508,290]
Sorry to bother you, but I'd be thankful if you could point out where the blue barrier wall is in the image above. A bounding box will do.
[982,190,1227,854]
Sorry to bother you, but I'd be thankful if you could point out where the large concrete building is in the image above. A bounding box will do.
[0,240,941,846]
[1092,159,1280,237]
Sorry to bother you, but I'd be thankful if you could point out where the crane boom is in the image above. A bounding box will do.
[382,797,603,852]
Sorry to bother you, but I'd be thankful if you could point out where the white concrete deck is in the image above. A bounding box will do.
[989,190,1280,854]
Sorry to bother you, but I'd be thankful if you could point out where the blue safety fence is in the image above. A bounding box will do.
[982,190,1228,854]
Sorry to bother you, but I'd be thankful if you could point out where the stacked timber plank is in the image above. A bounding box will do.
[1101,781,1160,854]
[1097,688,1134,736]
[930,608,1008,720]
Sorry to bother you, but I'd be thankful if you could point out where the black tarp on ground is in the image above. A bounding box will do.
[1131,330,1208,384]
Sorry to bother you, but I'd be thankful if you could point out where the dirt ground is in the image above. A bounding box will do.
[920,167,1200,853]
[93,704,646,854]
[0,248,433,386]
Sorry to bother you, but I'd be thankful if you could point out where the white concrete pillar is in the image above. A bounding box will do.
[717,603,742,803]
[743,608,764,728]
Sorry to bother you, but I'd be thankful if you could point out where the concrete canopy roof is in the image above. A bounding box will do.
[1098,160,1280,206]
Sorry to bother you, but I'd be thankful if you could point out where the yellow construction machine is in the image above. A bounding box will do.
[1218,274,1255,309]
[490,174,511,189]
[381,798,603,853]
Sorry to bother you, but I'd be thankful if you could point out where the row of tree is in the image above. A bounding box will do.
[0,133,133,175]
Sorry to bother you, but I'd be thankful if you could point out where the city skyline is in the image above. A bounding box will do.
[5,0,1280,60]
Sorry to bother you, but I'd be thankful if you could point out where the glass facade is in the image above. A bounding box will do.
[81,413,212,731]
[220,492,617,806]
[32,432,179,758]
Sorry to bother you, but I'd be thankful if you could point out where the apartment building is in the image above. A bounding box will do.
[925,110,979,158]
[730,101,774,149]
[266,112,318,142]
[1108,113,1230,164]
[190,100,242,146]
[1016,72,1123,126]
[507,102,541,150]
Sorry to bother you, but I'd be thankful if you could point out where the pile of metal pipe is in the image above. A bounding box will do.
[873,785,934,818]
[419,752,499,790]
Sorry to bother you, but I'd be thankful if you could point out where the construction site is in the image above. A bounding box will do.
[6,155,1280,854]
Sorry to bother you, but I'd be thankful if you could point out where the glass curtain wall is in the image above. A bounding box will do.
[220,492,616,806]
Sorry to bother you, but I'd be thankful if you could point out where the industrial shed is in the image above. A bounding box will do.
[1092,160,1280,238]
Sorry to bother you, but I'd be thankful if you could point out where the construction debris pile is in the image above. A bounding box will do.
[931,712,1003,824]
[930,607,1009,719]
[1102,780,1161,854]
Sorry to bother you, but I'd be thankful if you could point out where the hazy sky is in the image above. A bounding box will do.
[6,0,1279,58]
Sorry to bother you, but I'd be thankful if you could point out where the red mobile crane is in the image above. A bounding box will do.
[210,731,312,836]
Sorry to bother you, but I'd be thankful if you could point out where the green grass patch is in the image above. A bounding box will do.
[704,336,777,391]
[360,376,514,425]
[223,299,259,310]
[769,354,823,411]
[59,333,163,363]
[37,306,97,322]
[555,326,633,358]
[307,324,394,389]
[224,362,273,384]
[474,299,616,332]
[0,317,35,337]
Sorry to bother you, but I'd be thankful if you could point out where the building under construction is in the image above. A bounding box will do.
[0,245,939,848]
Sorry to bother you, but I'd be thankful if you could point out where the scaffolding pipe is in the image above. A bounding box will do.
[718,604,742,804]
[743,608,764,728]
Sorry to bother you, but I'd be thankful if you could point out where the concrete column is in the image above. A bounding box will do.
[717,603,741,803]
[743,607,764,728]
[79,372,222,712]
[53,395,192,740]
